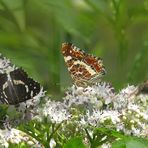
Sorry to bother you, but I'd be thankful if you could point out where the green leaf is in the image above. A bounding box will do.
[112,139,126,148]
[9,142,31,148]
[1,0,26,31]
[112,137,148,148]
[0,104,8,118]
[64,137,86,148]
[126,139,147,148]
[95,127,125,139]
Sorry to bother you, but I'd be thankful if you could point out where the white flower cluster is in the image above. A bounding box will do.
[34,99,71,123]
[35,82,148,138]
[0,54,15,73]
[64,82,115,109]
[80,110,121,127]
[0,128,42,147]
[113,85,138,109]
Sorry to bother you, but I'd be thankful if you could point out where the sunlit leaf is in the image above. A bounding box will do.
[64,137,85,148]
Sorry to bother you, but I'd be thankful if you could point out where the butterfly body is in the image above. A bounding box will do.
[61,43,106,87]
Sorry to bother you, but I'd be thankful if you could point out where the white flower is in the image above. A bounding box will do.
[0,54,15,73]
[100,110,121,124]
[33,82,148,139]
[140,128,148,137]
[116,122,125,131]
[128,104,138,110]
[131,127,141,136]
[0,128,42,147]
[36,99,71,123]
[49,138,56,148]
[137,94,148,106]
[101,142,111,148]
[64,82,115,109]
[141,112,148,120]
[113,85,138,109]
[81,110,102,126]
[0,132,8,148]
[80,109,121,127]
[93,82,115,104]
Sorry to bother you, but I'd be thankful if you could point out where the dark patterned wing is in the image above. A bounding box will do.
[0,73,9,104]
[9,68,41,104]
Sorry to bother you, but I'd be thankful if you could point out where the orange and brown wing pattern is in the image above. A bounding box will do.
[61,43,106,87]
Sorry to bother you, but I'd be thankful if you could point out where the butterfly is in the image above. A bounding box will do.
[0,68,41,105]
[61,43,106,87]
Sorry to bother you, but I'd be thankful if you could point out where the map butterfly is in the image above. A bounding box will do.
[61,43,106,87]
[0,68,41,105]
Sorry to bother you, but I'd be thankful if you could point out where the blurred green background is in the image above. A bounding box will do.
[0,0,147,97]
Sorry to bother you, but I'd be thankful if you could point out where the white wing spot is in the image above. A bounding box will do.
[64,56,72,62]
[73,61,96,75]
[25,85,29,93]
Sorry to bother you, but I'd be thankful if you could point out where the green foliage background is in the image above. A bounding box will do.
[0,0,147,96]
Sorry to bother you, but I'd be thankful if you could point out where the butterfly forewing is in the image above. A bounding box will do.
[10,68,41,103]
[0,68,41,105]
[61,43,106,87]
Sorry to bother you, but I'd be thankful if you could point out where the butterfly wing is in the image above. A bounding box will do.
[61,43,106,87]
[0,73,10,104]
[9,68,41,104]
[0,72,21,105]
